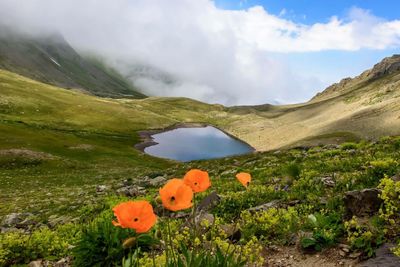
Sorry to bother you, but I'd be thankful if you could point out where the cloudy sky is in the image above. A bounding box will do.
[0,0,399,105]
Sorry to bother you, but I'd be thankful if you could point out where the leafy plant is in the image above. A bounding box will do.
[344,216,384,258]
[0,223,80,266]
[72,212,156,267]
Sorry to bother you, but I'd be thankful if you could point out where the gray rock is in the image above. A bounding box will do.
[321,176,335,187]
[195,212,214,227]
[149,176,167,187]
[96,185,108,193]
[344,188,383,218]
[2,212,32,226]
[359,243,400,267]
[54,257,72,267]
[29,260,43,267]
[116,186,146,197]
[48,215,71,228]
[196,191,221,212]
[348,251,362,259]
[2,213,23,226]
[219,224,241,242]
[247,200,281,212]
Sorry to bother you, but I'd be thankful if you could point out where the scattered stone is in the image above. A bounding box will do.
[348,252,362,259]
[16,217,37,229]
[220,169,236,176]
[344,188,383,217]
[28,260,43,267]
[247,200,281,212]
[195,212,214,228]
[2,212,32,226]
[54,257,72,267]
[339,244,351,253]
[48,215,71,228]
[219,224,241,242]
[287,200,301,206]
[319,197,328,205]
[96,185,108,193]
[148,176,167,187]
[339,250,347,257]
[2,213,23,226]
[116,186,146,197]
[1,227,23,233]
[196,191,221,212]
[321,176,335,187]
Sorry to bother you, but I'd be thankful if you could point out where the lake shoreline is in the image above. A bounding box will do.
[134,122,256,155]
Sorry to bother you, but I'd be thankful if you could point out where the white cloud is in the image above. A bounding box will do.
[0,1,399,105]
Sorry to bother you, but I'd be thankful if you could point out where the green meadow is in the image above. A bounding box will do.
[1,69,400,266]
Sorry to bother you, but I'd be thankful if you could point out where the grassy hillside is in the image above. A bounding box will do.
[0,26,145,98]
[226,56,400,150]
[0,69,238,218]
[0,63,400,265]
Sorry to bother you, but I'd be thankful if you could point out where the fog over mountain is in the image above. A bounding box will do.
[0,0,399,105]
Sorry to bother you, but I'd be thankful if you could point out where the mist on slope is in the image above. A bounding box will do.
[0,0,399,105]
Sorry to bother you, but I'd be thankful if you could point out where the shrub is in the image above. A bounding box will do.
[344,216,384,258]
[0,223,80,266]
[368,159,398,181]
[214,185,284,220]
[240,207,300,244]
[378,176,400,234]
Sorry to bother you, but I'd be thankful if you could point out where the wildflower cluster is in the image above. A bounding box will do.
[111,169,257,266]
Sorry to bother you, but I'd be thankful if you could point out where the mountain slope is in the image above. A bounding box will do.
[0,48,399,153]
[226,55,400,150]
[0,26,145,98]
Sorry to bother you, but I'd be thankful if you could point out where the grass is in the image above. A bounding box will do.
[1,69,400,265]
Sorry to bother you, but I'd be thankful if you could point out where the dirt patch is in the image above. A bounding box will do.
[0,149,57,160]
[264,246,358,267]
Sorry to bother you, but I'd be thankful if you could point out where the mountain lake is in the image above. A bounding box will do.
[144,126,254,161]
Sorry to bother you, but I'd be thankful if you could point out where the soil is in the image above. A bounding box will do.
[263,246,358,267]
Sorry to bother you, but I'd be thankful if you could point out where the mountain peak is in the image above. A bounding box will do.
[311,55,400,102]
[365,54,400,80]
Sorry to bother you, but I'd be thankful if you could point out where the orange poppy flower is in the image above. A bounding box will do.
[159,179,193,211]
[183,169,211,193]
[112,200,157,233]
[236,172,251,188]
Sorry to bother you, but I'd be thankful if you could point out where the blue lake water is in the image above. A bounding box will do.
[144,126,254,162]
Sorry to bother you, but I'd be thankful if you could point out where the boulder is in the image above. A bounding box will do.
[344,188,382,218]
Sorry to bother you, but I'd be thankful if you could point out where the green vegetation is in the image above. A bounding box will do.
[1,69,400,265]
